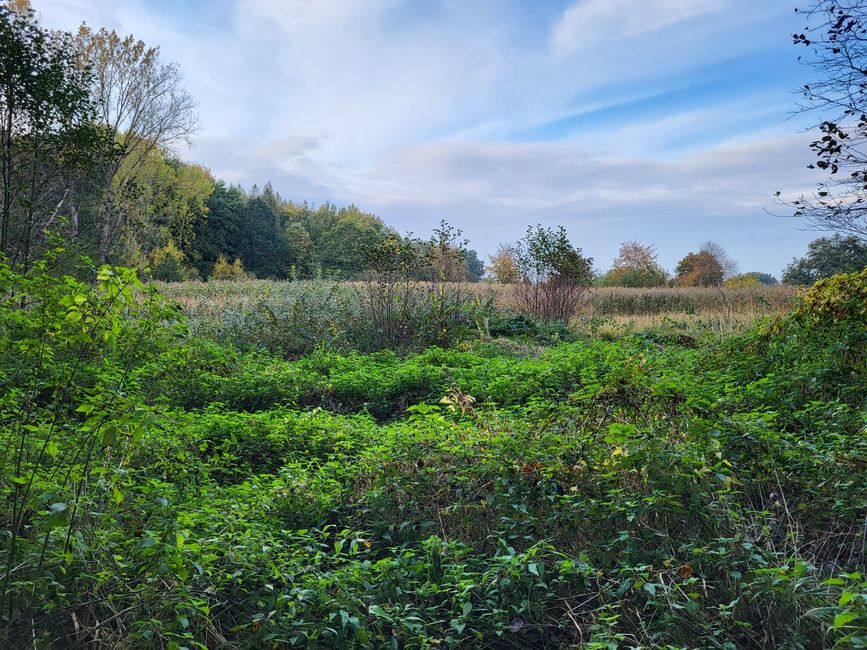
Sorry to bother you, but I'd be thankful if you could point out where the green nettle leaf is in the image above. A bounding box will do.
[102,426,118,446]
[832,611,858,629]
[112,485,124,505]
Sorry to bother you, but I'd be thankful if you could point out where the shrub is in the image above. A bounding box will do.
[211,253,250,280]
[151,240,197,282]
[726,272,777,288]
[511,224,593,323]
[796,267,867,326]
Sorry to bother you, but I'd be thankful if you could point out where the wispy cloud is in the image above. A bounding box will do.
[550,0,725,57]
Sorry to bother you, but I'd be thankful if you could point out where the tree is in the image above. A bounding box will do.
[119,148,213,263]
[235,196,286,278]
[673,251,724,286]
[672,242,736,287]
[76,25,198,262]
[488,244,520,283]
[0,5,107,270]
[699,241,738,278]
[191,181,244,277]
[313,205,388,277]
[782,234,867,283]
[426,220,468,283]
[726,272,778,287]
[511,224,593,323]
[284,221,314,278]
[463,249,485,282]
[786,1,867,239]
[598,240,669,287]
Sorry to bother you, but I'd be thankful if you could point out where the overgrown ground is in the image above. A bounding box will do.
[1,268,865,648]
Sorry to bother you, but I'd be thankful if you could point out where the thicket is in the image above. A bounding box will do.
[1,255,864,648]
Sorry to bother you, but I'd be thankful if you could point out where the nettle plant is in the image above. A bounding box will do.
[0,250,184,643]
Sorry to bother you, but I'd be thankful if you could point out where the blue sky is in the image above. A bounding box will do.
[34,0,824,276]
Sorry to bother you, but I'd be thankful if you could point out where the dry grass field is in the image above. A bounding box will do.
[156,279,800,347]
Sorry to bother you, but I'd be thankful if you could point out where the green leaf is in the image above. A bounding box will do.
[102,426,118,446]
[112,485,124,505]
[832,611,858,629]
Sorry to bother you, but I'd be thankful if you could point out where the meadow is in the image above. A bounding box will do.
[157,280,798,355]
[1,267,865,649]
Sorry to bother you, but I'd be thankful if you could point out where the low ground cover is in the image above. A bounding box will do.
[1,265,864,648]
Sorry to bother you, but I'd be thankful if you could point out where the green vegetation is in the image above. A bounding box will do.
[783,236,867,286]
[2,3,867,648]
[596,241,669,288]
[156,279,796,357]
[1,254,865,648]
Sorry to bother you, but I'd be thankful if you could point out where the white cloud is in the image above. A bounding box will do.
[346,131,813,212]
[550,0,725,57]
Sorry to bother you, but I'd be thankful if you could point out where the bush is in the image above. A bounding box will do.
[511,224,593,323]
[210,253,251,280]
[151,240,197,282]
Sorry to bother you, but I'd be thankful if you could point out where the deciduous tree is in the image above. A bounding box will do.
[598,240,669,287]
[488,244,520,283]
[673,251,724,286]
[786,1,867,238]
[0,5,106,270]
[783,234,867,283]
[76,25,198,262]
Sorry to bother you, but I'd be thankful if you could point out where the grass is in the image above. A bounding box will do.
[156,280,798,353]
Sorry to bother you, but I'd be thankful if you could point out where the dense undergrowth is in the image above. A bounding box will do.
[1,261,865,648]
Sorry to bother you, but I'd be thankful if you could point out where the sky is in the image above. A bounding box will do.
[32,0,826,276]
